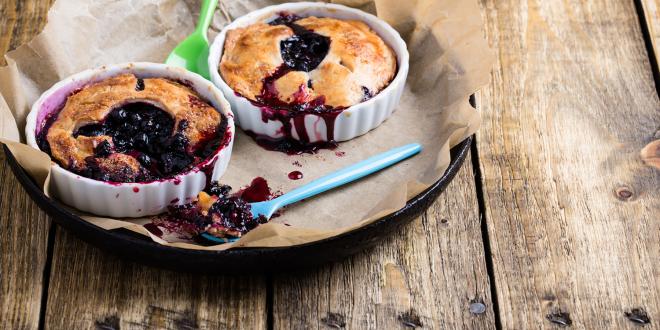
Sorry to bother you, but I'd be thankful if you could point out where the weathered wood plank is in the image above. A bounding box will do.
[640,0,660,70]
[0,0,54,65]
[479,0,660,328]
[0,1,54,329]
[0,149,51,330]
[0,1,269,329]
[44,229,268,329]
[273,153,496,329]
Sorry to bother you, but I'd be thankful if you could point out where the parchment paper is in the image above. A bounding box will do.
[0,0,493,250]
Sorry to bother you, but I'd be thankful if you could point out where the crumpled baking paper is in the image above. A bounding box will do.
[0,0,493,250]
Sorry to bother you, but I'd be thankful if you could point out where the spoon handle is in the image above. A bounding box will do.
[272,143,423,209]
[195,0,219,35]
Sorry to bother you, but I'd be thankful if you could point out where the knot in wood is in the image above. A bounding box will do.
[625,308,651,325]
[615,186,635,201]
[321,312,346,328]
[546,310,572,327]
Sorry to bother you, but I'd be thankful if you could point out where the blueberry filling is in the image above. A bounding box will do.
[268,13,301,26]
[208,196,263,233]
[59,101,227,182]
[362,86,373,101]
[280,33,330,71]
[206,181,232,197]
[270,14,330,72]
[94,140,113,157]
[161,180,271,239]
[80,158,139,183]
[76,103,179,180]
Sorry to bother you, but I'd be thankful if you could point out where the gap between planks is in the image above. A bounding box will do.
[634,0,660,95]
[477,0,660,328]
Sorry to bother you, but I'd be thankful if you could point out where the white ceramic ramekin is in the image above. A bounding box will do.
[25,63,235,218]
[208,2,409,143]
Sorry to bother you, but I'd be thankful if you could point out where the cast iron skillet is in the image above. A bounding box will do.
[7,137,471,274]
[5,122,473,274]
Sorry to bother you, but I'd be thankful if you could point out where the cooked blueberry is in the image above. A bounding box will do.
[206,181,232,196]
[135,78,145,91]
[111,108,128,121]
[75,124,106,137]
[292,104,307,112]
[362,86,373,101]
[137,153,152,167]
[78,167,93,178]
[168,203,198,219]
[118,122,135,134]
[268,13,301,26]
[128,111,142,123]
[170,133,188,152]
[178,120,189,130]
[159,152,191,174]
[94,140,113,157]
[140,118,154,130]
[202,139,221,157]
[135,133,150,148]
[98,172,112,182]
[209,196,255,231]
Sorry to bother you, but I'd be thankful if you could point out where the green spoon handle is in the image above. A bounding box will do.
[195,0,219,35]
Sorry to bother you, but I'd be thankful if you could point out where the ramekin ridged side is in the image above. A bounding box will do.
[25,62,235,218]
[208,2,409,143]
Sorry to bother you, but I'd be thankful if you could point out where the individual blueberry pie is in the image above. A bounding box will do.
[36,73,230,183]
[217,12,399,153]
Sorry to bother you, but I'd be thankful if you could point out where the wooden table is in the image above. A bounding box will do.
[1,0,658,328]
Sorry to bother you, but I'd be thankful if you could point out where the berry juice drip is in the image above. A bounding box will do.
[242,13,344,155]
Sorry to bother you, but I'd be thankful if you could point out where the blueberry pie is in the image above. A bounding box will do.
[37,74,230,183]
[218,13,398,153]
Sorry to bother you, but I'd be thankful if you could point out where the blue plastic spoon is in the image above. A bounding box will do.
[202,143,423,244]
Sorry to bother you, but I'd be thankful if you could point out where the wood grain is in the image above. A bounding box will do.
[0,0,54,65]
[0,1,268,329]
[0,149,51,330]
[478,0,660,328]
[5,0,660,328]
[640,0,660,69]
[0,1,53,329]
[44,229,268,329]
[272,153,496,329]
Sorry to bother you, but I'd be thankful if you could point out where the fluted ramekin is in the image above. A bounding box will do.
[208,2,409,143]
[25,63,235,218]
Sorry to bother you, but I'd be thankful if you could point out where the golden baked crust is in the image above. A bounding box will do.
[45,74,221,173]
[219,16,397,108]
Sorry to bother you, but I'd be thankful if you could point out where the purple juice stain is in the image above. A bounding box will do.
[238,13,343,155]
[237,177,274,203]
[288,170,303,180]
[144,223,163,237]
